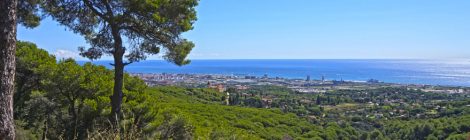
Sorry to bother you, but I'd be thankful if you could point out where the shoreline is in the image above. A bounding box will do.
[129,72,469,88]
[77,59,470,87]
[130,72,470,94]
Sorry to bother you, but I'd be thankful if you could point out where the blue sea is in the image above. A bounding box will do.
[83,59,470,87]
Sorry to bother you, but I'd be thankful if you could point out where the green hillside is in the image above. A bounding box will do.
[145,87,322,139]
[13,41,470,140]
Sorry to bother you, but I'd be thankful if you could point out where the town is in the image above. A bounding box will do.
[131,73,470,95]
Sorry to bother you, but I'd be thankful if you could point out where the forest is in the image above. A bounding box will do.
[14,41,470,140]
[2,0,469,140]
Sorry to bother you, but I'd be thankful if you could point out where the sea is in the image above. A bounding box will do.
[81,59,470,87]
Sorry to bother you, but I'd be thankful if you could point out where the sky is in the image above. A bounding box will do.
[18,0,470,60]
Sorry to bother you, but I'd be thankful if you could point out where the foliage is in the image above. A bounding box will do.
[17,0,42,28]
[382,115,470,140]
[15,41,56,117]
[14,42,155,139]
[41,0,199,124]
[42,0,197,65]
[13,41,470,139]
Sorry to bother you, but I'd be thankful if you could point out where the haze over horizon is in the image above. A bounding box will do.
[18,0,470,60]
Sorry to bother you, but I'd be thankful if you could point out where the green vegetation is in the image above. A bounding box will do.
[42,0,198,125]
[13,41,470,139]
[13,41,319,139]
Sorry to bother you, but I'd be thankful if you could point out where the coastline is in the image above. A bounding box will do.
[130,72,470,94]
[77,59,470,87]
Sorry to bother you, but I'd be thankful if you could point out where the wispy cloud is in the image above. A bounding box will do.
[144,52,223,60]
[54,49,82,60]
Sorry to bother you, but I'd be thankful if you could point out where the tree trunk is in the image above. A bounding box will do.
[42,112,48,140]
[110,26,124,127]
[0,0,17,139]
[69,98,77,139]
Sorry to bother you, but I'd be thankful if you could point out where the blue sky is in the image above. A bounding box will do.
[18,0,470,60]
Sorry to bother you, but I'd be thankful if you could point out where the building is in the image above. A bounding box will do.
[306,75,311,81]
[207,82,225,92]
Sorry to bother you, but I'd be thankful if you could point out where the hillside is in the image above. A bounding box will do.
[13,41,470,140]
[146,87,322,139]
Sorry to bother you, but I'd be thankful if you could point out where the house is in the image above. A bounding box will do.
[207,82,225,92]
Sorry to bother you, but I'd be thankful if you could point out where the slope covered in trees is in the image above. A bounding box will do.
[12,41,326,139]
[13,41,470,140]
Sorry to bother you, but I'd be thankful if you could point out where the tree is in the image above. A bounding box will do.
[1,0,41,138]
[0,1,18,136]
[15,44,155,139]
[43,0,198,124]
[43,59,87,139]
[15,41,56,117]
[158,112,194,140]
